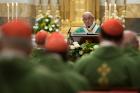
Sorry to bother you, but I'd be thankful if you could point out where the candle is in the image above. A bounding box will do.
[104,1,108,21]
[113,3,117,18]
[109,3,112,18]
[12,2,14,20]
[114,3,116,10]
[7,3,10,22]
[105,1,107,10]
[15,2,18,19]
[124,0,126,11]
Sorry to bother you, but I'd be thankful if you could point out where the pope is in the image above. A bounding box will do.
[74,12,101,34]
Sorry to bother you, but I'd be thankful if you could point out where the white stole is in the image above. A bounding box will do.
[83,23,99,34]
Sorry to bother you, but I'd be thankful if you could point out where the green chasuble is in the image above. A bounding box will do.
[36,54,90,92]
[0,56,65,93]
[30,50,90,93]
[74,23,101,34]
[0,57,33,93]
[123,46,140,88]
[123,46,139,59]
[31,48,75,72]
[30,48,46,64]
[74,46,139,90]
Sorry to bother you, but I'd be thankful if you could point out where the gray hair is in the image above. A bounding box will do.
[82,12,95,18]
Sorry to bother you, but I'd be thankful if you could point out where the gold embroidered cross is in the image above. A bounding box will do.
[97,63,111,87]
[98,63,111,76]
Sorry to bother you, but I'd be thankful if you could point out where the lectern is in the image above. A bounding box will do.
[69,33,100,44]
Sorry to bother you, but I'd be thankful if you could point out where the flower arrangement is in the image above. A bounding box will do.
[33,14,60,33]
[69,42,82,57]
[68,41,99,61]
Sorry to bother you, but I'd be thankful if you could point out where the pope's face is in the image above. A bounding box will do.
[83,15,94,28]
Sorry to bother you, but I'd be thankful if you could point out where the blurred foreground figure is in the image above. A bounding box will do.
[33,32,90,93]
[75,19,139,90]
[122,30,140,88]
[0,20,63,93]
[31,30,48,64]
[122,30,139,55]
[35,30,48,47]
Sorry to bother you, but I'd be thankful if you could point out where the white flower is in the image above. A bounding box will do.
[44,26,48,30]
[49,27,53,31]
[55,19,59,23]
[33,26,38,29]
[70,45,75,49]
[73,42,80,48]
[36,15,44,21]
[74,44,80,48]
[45,19,49,22]
[36,18,41,22]
[94,45,99,50]
[52,25,55,27]
[56,29,59,32]
[79,51,83,55]
[73,42,78,45]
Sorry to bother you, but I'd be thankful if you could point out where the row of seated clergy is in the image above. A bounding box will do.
[0,20,89,93]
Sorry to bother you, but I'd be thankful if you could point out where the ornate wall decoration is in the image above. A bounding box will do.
[59,0,100,26]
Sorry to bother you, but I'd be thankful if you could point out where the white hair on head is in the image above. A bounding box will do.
[123,30,139,49]
[82,12,94,18]
[124,30,137,37]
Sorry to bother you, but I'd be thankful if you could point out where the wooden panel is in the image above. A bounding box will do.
[125,18,140,33]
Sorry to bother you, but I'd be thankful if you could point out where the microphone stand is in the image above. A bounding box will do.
[67,27,74,44]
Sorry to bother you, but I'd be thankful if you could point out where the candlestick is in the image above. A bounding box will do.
[15,2,18,19]
[7,3,10,22]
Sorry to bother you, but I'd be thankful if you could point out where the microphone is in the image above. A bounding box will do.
[67,27,71,34]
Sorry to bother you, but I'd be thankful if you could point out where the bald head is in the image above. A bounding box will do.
[82,12,95,28]
[122,30,139,49]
